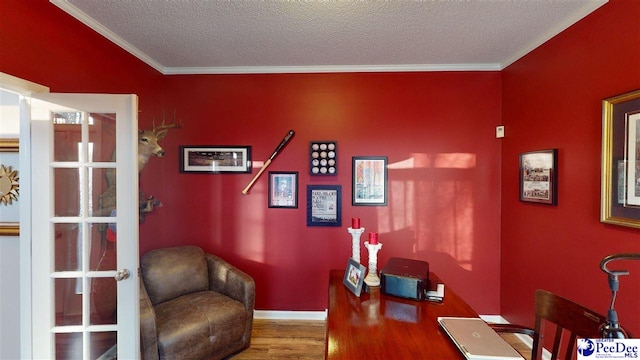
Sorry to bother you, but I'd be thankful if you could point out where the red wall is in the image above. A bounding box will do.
[501,0,640,336]
[2,1,503,313]
[0,0,165,123]
[144,72,503,312]
[11,0,640,328]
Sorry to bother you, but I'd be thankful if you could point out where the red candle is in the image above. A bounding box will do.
[352,217,360,229]
[369,232,378,245]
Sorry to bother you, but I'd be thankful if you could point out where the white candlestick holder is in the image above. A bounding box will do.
[364,241,383,287]
[347,227,365,263]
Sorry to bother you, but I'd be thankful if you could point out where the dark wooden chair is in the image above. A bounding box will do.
[491,289,631,360]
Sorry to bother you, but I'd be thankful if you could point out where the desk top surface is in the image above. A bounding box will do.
[325,269,479,360]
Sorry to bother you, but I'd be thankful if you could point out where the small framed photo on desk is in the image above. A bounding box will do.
[343,258,366,297]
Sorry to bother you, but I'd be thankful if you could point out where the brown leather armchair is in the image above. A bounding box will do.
[139,245,255,360]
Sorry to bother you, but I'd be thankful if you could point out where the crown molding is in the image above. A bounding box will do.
[162,63,501,75]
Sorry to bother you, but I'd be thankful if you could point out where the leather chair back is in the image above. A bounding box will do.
[141,245,209,305]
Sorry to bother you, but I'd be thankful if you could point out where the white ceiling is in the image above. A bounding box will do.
[52,0,607,75]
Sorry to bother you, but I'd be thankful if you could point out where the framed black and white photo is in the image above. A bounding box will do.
[342,258,366,297]
[268,171,298,208]
[519,149,558,205]
[180,145,251,173]
[307,185,342,226]
[352,156,388,206]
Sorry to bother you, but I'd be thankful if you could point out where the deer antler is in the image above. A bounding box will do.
[152,110,183,140]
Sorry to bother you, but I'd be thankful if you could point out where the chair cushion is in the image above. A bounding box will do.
[141,246,209,305]
[154,291,247,359]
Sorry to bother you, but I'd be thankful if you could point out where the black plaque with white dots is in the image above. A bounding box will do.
[310,141,337,175]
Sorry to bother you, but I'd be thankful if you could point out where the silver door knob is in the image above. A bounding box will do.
[115,269,130,281]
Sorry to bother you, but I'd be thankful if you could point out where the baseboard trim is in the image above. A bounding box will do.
[254,310,327,321]
[479,314,508,324]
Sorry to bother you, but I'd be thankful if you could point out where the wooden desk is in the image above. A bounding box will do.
[325,269,479,359]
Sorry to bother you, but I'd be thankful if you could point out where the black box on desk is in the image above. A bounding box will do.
[380,257,429,301]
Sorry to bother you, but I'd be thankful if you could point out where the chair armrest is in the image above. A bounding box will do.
[139,279,159,360]
[489,323,536,337]
[206,253,256,314]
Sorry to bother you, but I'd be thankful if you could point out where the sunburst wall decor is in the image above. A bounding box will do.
[0,164,19,206]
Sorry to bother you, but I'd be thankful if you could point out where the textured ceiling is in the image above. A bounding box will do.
[53,0,607,74]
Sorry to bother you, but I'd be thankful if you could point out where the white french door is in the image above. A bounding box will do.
[28,93,139,359]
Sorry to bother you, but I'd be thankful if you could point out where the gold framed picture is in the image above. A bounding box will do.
[601,89,640,228]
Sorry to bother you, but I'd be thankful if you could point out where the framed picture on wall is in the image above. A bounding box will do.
[268,171,298,208]
[519,149,558,205]
[179,145,252,173]
[352,156,388,206]
[307,185,342,226]
[0,138,20,236]
[601,89,640,228]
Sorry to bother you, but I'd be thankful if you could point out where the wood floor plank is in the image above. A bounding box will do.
[229,320,325,360]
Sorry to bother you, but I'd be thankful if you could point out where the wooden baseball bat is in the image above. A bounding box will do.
[242,130,295,194]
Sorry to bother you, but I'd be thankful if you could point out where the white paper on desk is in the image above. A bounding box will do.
[426,283,444,298]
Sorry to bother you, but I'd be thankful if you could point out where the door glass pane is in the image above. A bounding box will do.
[93,167,116,217]
[90,332,117,359]
[54,223,81,272]
[55,333,82,360]
[90,230,117,326]
[54,168,81,217]
[54,278,82,327]
[53,112,82,162]
[90,277,117,325]
[88,113,116,163]
[90,231,116,271]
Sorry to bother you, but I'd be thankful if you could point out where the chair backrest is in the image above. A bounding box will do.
[141,245,209,305]
[532,289,608,360]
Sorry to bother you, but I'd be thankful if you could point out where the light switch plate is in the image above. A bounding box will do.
[496,125,505,138]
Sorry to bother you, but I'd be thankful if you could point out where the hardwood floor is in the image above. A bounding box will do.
[229,320,326,360]
[499,333,533,360]
[228,319,532,360]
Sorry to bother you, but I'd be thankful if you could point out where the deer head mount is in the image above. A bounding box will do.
[138,113,183,172]
[100,111,183,221]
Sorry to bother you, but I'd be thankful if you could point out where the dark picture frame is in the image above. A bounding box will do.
[601,89,640,228]
[342,258,366,297]
[519,149,558,205]
[268,171,298,208]
[307,185,342,226]
[352,156,388,206]
[179,145,251,173]
[310,140,337,176]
